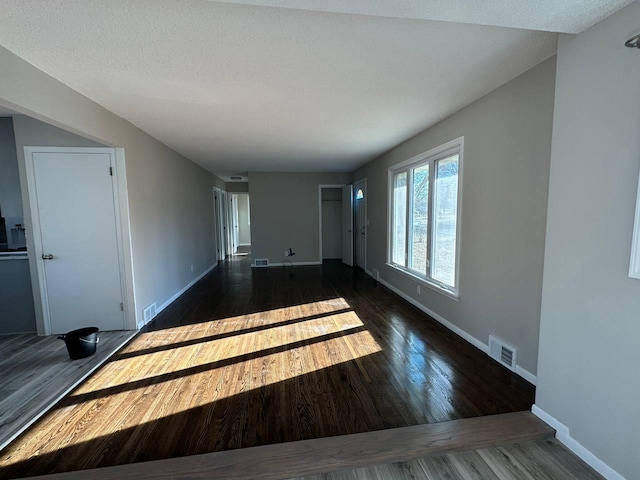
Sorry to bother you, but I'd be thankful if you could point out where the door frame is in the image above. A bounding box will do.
[23,146,136,335]
[353,178,368,272]
[213,187,226,260]
[318,184,346,264]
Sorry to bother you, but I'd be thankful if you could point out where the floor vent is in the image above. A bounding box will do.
[143,302,157,324]
[254,258,269,268]
[489,335,517,371]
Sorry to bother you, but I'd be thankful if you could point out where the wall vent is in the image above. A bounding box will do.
[254,258,269,267]
[143,302,157,324]
[371,268,380,281]
[488,335,517,371]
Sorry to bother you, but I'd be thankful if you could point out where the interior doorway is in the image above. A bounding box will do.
[354,178,367,271]
[320,186,343,262]
[230,193,251,256]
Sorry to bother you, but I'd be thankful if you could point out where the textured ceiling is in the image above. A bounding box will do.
[0,1,619,173]
[213,0,635,34]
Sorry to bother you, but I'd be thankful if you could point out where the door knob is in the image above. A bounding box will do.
[42,254,54,260]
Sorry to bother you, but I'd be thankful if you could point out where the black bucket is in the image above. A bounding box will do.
[58,327,100,360]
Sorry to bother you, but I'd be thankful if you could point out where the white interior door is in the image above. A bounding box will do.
[342,185,353,266]
[354,181,366,270]
[28,149,125,334]
[221,191,231,256]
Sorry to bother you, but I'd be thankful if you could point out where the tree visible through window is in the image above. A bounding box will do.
[388,140,462,295]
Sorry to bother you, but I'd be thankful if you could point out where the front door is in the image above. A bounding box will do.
[354,181,366,270]
[27,148,125,334]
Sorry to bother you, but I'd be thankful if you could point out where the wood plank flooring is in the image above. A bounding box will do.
[0,257,535,478]
[291,438,604,480]
[0,330,137,452]
[20,412,556,480]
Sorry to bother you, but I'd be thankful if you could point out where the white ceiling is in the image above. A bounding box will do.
[0,1,629,174]
[213,0,635,34]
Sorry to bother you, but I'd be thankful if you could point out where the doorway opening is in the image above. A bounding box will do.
[230,193,251,256]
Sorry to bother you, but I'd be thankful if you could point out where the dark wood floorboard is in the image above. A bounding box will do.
[0,257,534,478]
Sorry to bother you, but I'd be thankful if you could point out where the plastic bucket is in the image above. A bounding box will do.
[58,327,100,360]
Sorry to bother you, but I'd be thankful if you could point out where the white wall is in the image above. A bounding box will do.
[536,3,640,478]
[0,46,223,329]
[236,194,251,246]
[249,172,350,264]
[353,57,556,376]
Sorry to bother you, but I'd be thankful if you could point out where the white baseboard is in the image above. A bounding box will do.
[515,365,537,385]
[376,275,537,386]
[532,405,625,480]
[252,261,322,268]
[238,243,251,246]
[155,264,217,318]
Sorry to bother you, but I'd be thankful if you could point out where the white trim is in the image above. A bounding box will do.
[377,275,536,385]
[251,260,322,268]
[386,262,460,301]
[318,184,346,263]
[238,243,251,247]
[629,170,640,279]
[515,365,537,386]
[0,329,138,452]
[532,405,626,480]
[23,146,136,334]
[152,264,217,322]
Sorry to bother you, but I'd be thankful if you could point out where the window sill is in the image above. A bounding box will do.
[385,263,460,301]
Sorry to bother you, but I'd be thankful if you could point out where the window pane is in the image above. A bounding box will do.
[432,155,459,287]
[392,171,407,266]
[410,164,429,274]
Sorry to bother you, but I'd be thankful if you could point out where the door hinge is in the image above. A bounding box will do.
[120,302,124,311]
[109,167,114,176]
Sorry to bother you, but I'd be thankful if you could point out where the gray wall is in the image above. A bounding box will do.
[0,46,219,331]
[226,182,249,193]
[536,4,640,478]
[321,187,342,259]
[353,57,556,375]
[0,117,22,242]
[249,172,350,264]
[236,194,251,245]
[0,258,36,333]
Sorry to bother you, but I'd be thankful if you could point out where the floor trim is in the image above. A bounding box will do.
[0,330,138,452]
[155,264,217,317]
[25,412,553,480]
[532,404,625,480]
[375,274,537,386]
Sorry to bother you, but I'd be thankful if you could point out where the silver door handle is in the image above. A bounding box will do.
[42,254,54,260]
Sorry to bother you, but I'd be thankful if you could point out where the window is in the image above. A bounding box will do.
[355,188,364,200]
[388,138,462,296]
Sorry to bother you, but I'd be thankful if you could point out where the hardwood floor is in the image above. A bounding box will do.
[292,438,604,480]
[19,412,556,480]
[0,331,137,452]
[0,257,535,478]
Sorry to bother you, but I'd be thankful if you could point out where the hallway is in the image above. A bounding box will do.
[0,258,534,477]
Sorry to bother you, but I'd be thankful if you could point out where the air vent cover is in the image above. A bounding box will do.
[254,258,269,267]
[489,335,517,371]
[143,302,157,325]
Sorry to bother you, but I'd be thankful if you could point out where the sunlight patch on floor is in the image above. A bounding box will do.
[0,299,382,465]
